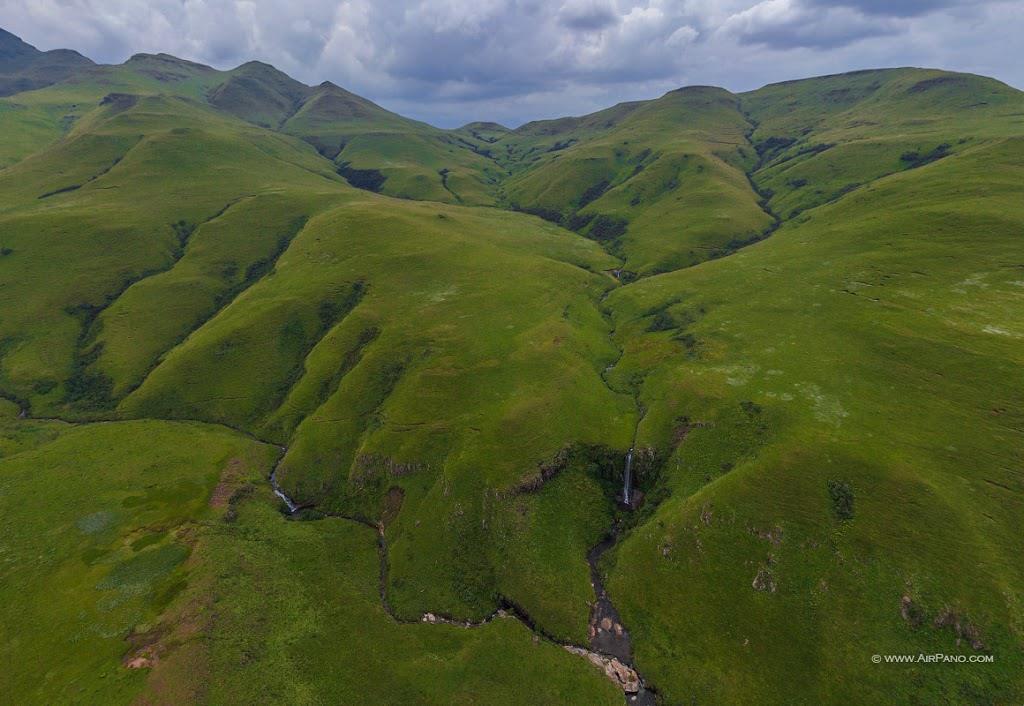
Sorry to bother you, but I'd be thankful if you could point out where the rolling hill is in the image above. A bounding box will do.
[0,30,1021,705]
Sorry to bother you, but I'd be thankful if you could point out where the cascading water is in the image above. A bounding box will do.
[622,448,634,507]
[270,466,298,514]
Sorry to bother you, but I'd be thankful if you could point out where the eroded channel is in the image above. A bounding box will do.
[268,461,658,704]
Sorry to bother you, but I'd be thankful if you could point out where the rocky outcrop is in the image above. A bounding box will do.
[934,606,986,651]
[752,566,777,593]
[564,646,641,693]
[507,446,573,495]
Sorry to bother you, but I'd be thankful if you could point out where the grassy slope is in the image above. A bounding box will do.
[0,40,1022,704]
[600,70,1024,703]
[496,88,773,275]
[0,406,621,706]
[136,478,621,705]
[0,413,278,704]
[120,189,635,632]
[744,68,1024,219]
[0,90,342,414]
[0,52,222,167]
[0,55,634,646]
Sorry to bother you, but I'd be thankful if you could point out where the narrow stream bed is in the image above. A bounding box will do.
[268,465,657,704]
[588,534,657,705]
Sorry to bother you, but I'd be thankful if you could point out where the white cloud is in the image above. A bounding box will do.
[719,0,902,49]
[0,0,1019,127]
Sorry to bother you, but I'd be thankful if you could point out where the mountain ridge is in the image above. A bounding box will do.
[0,27,93,96]
[0,27,1021,706]
[5,29,1016,131]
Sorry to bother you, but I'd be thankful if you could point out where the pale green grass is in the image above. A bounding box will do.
[0,419,276,704]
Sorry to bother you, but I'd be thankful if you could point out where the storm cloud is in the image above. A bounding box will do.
[1,0,1020,126]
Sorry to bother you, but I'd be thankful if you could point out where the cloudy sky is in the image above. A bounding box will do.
[2,0,1022,127]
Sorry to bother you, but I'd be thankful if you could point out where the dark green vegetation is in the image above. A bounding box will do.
[0,30,1021,704]
[0,29,92,98]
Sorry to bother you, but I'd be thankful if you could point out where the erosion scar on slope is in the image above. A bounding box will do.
[267,454,657,703]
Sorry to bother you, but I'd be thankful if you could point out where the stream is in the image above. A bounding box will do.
[269,462,298,513]
[588,531,657,705]
[268,458,657,704]
[7,271,657,701]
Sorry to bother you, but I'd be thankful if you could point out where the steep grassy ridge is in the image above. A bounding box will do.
[91,193,337,399]
[0,50,497,206]
[281,80,502,205]
[1,30,1022,704]
[0,28,93,97]
[207,60,311,128]
[498,87,773,275]
[120,190,635,631]
[0,93,342,415]
[602,99,1024,703]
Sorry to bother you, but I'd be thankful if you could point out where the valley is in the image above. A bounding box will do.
[0,26,1021,704]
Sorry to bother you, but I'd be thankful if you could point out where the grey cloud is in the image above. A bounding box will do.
[803,0,962,17]
[724,2,902,50]
[317,1,701,100]
[0,0,1019,127]
[558,0,620,30]
[724,0,989,53]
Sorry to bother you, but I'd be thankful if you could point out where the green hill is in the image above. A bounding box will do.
[207,60,310,128]
[605,71,1024,703]
[0,29,1021,705]
[498,87,772,275]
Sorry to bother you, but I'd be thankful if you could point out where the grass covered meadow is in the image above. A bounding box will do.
[0,27,1021,703]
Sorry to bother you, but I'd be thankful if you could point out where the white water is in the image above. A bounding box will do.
[622,448,634,506]
[270,468,298,513]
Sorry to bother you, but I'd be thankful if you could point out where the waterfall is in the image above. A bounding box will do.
[273,485,298,513]
[623,448,634,506]
[270,467,298,514]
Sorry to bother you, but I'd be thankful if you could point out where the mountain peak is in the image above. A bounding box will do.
[460,121,509,132]
[0,27,93,96]
[234,60,286,75]
[0,27,40,61]
[209,61,311,127]
[126,52,214,71]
